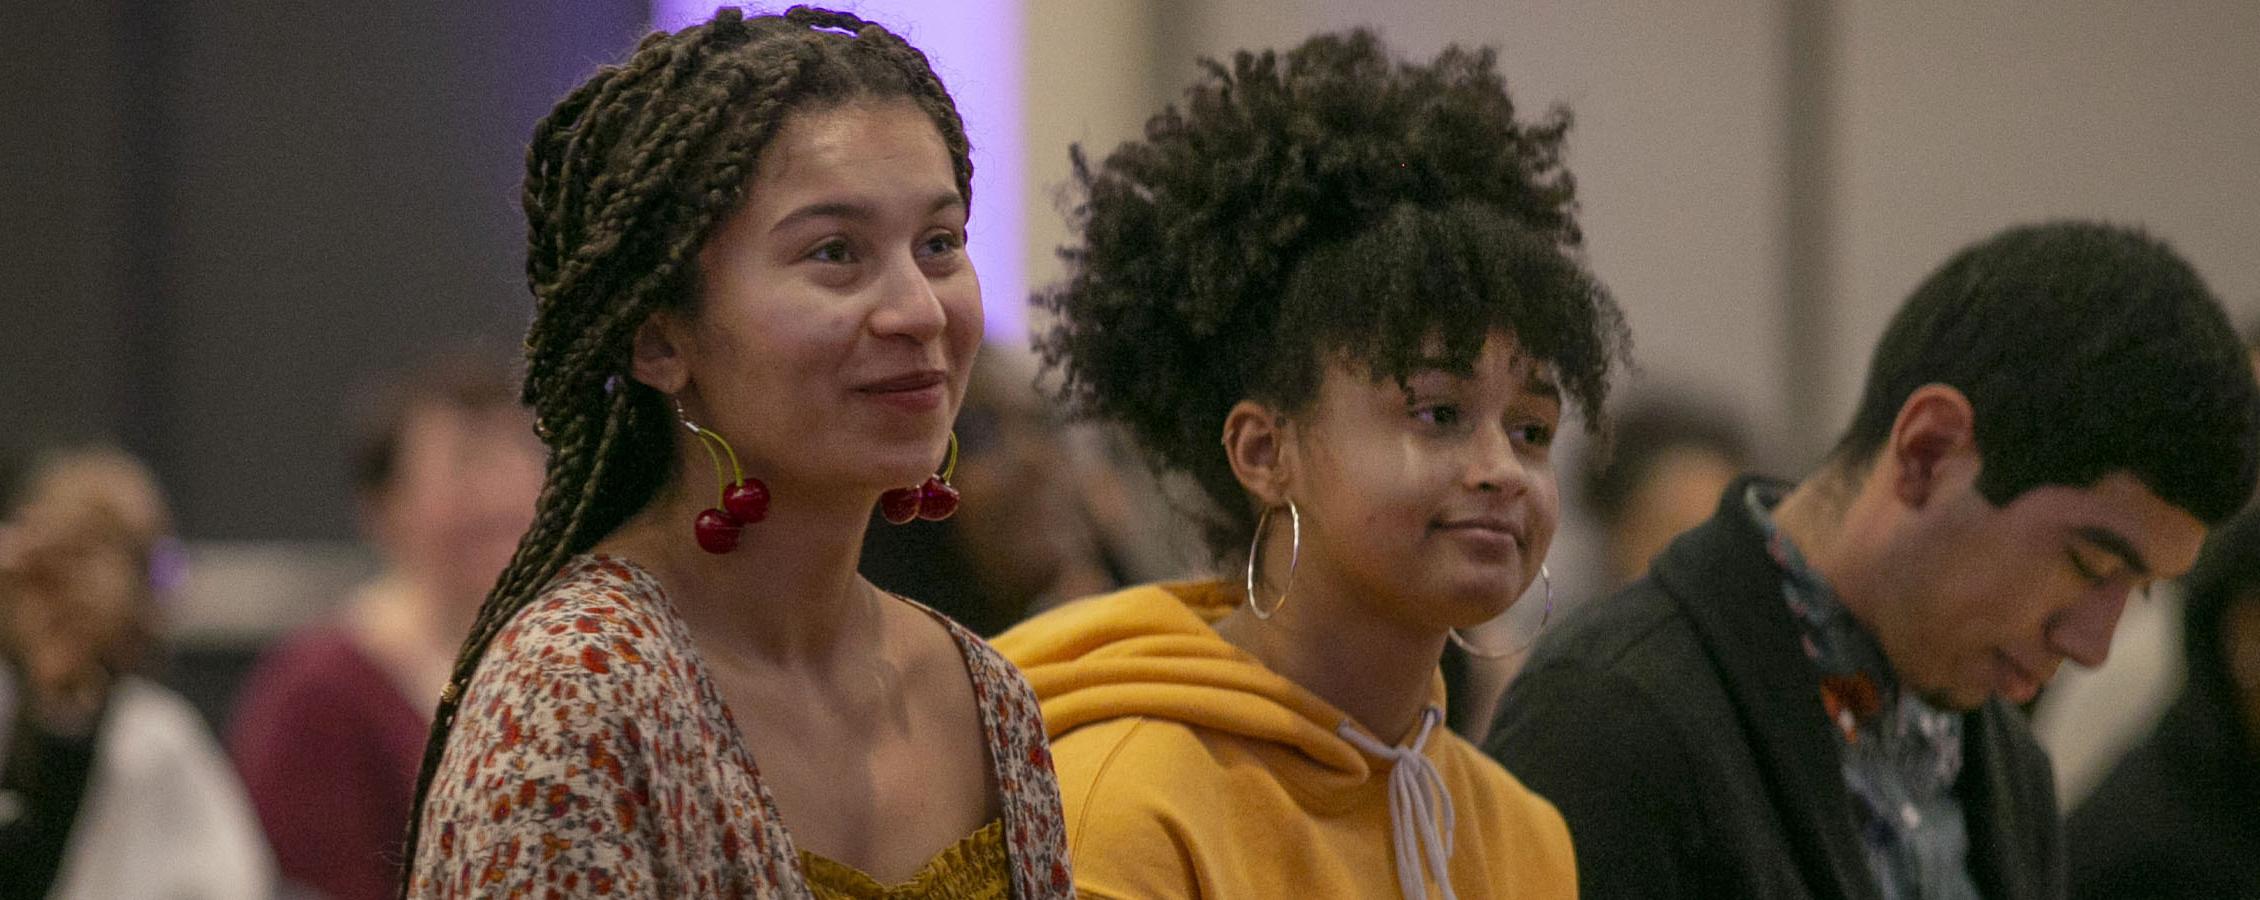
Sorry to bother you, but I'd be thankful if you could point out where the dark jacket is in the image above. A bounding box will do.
[1485,477,2063,900]
[2067,508,2260,900]
[2068,691,2260,900]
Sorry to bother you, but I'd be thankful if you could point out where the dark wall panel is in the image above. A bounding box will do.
[4,0,648,537]
[1,2,131,456]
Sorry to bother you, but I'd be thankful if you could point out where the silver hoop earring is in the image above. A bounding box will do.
[1244,501,1301,620]
[1449,564,1553,659]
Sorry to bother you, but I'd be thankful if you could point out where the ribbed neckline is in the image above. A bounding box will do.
[799,819,1008,898]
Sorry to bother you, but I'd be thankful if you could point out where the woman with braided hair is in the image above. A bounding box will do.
[402,8,1069,897]
[991,29,1628,899]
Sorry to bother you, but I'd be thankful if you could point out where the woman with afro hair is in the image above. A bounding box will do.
[993,28,1629,900]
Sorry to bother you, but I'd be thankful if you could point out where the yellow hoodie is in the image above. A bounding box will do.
[993,580,1576,900]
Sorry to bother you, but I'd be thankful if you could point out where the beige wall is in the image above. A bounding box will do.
[1021,1,1173,309]
[1150,0,1793,454]
[1831,3,2260,425]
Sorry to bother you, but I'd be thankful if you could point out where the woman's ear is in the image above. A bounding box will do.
[1222,400,1296,507]
[630,311,693,396]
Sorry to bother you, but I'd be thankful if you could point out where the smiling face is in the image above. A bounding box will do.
[637,98,980,497]
[1276,332,1562,631]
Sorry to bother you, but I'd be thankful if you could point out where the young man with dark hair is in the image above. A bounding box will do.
[1487,221,2260,900]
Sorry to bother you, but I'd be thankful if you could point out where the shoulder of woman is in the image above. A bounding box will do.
[434,565,703,781]
[480,562,686,684]
[1050,716,1259,824]
[936,625,1060,782]
[1046,717,1246,900]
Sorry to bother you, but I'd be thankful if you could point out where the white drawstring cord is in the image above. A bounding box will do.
[1337,706,1457,900]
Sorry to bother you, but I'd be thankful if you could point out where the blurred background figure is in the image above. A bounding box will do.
[0,446,274,899]
[860,344,1171,636]
[226,353,542,900]
[2068,506,2260,900]
[1582,395,1752,587]
[1446,392,1754,738]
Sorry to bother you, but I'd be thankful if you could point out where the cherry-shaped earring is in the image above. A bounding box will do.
[880,432,961,525]
[677,404,769,554]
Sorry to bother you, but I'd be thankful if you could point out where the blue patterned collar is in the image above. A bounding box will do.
[1742,483,1960,752]
[1745,484,1896,683]
[1742,482,1976,900]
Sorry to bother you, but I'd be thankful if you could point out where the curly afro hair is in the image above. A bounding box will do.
[1035,29,1631,558]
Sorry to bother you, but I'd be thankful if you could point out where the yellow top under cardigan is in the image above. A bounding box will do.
[801,820,1010,899]
[993,581,1578,900]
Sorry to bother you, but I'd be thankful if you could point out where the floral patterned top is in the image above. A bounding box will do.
[406,555,1072,899]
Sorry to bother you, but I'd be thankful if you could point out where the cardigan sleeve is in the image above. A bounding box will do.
[956,632,1075,899]
[405,605,677,899]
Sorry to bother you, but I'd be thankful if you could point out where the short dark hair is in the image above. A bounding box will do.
[1832,221,2259,524]
[348,351,523,496]
[1036,30,1630,556]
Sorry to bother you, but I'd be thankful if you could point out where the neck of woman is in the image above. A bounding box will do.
[595,476,889,671]
[1212,576,1447,747]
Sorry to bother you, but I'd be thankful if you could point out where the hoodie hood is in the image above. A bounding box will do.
[996,580,1446,790]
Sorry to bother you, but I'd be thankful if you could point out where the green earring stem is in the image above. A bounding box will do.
[682,417,769,553]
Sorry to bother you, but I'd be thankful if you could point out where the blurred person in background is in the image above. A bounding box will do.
[859,344,1127,636]
[0,446,274,899]
[226,353,542,900]
[1489,221,2260,900]
[2066,476,2260,900]
[1582,395,1751,587]
[1444,393,1752,739]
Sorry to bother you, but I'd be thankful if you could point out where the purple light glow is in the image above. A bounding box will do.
[651,1,1027,344]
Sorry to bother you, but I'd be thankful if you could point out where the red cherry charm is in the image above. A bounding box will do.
[722,479,769,523]
[916,477,959,521]
[694,508,743,554]
[878,487,923,525]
